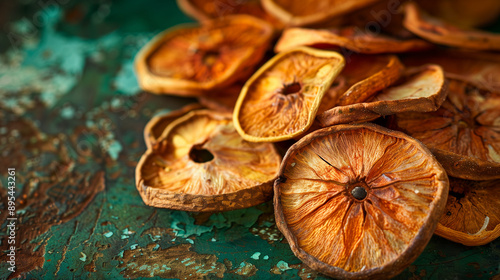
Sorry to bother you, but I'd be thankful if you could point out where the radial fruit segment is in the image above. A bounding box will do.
[134,15,273,96]
[136,110,281,212]
[403,2,500,51]
[393,78,500,180]
[436,177,500,246]
[233,46,345,142]
[274,123,449,279]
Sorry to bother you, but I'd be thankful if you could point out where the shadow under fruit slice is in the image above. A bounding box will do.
[436,177,500,246]
[233,46,345,142]
[136,110,281,212]
[274,123,449,280]
[274,27,432,54]
[318,64,447,127]
[403,2,500,51]
[134,15,273,96]
[392,78,500,180]
[143,103,205,149]
[261,0,380,27]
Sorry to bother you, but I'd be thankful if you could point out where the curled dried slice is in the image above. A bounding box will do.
[436,177,500,246]
[143,103,205,149]
[274,123,448,279]
[233,47,345,142]
[134,15,273,96]
[403,2,500,51]
[275,27,432,54]
[318,64,447,127]
[261,0,380,27]
[392,78,500,181]
[136,110,281,211]
[176,0,282,28]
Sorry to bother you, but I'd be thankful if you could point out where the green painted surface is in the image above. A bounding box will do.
[0,1,499,279]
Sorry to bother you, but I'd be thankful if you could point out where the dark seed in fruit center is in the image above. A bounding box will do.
[351,186,367,200]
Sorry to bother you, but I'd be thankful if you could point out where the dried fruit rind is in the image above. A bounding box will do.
[274,123,449,279]
[136,110,281,211]
[436,177,500,246]
[393,78,500,180]
[318,64,447,127]
[233,46,345,142]
[134,15,273,96]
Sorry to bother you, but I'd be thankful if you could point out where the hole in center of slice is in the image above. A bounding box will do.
[351,186,368,200]
[202,50,220,66]
[281,82,302,95]
[189,145,214,163]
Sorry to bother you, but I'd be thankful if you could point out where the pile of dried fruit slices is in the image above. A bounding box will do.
[134,0,500,279]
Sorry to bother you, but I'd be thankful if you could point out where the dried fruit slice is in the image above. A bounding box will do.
[176,0,283,28]
[318,64,447,127]
[403,2,500,51]
[134,15,273,96]
[275,27,432,54]
[335,54,404,106]
[136,110,281,211]
[401,50,500,93]
[233,47,345,142]
[274,123,449,279]
[143,104,204,149]
[261,0,380,27]
[417,0,500,28]
[392,78,500,180]
[436,177,500,246]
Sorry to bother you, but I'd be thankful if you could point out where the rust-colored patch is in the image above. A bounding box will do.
[230,261,257,277]
[118,243,226,279]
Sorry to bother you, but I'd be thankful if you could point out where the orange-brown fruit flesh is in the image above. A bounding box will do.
[317,64,447,127]
[143,103,205,149]
[176,0,283,29]
[233,47,345,142]
[261,0,381,27]
[436,177,500,246]
[136,110,281,212]
[403,2,500,51]
[274,123,449,280]
[392,78,500,180]
[336,54,405,106]
[134,15,273,96]
[401,50,500,93]
[275,26,433,54]
[418,0,500,28]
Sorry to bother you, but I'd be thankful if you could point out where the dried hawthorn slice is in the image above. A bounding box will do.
[403,2,500,51]
[134,15,273,96]
[436,177,500,246]
[275,27,432,54]
[392,78,500,181]
[176,0,282,28]
[336,54,404,106]
[261,0,380,27]
[233,47,345,142]
[401,50,500,93]
[318,64,447,127]
[136,110,281,212]
[143,103,205,149]
[274,123,449,279]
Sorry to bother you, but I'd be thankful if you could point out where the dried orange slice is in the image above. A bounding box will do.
[274,123,449,279]
[392,77,500,181]
[275,26,432,54]
[198,90,239,114]
[436,177,500,246]
[136,110,281,211]
[176,0,283,28]
[134,15,273,96]
[402,50,500,93]
[143,103,204,149]
[261,0,380,27]
[418,0,500,28]
[318,64,447,127]
[403,2,500,51]
[233,46,345,142]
